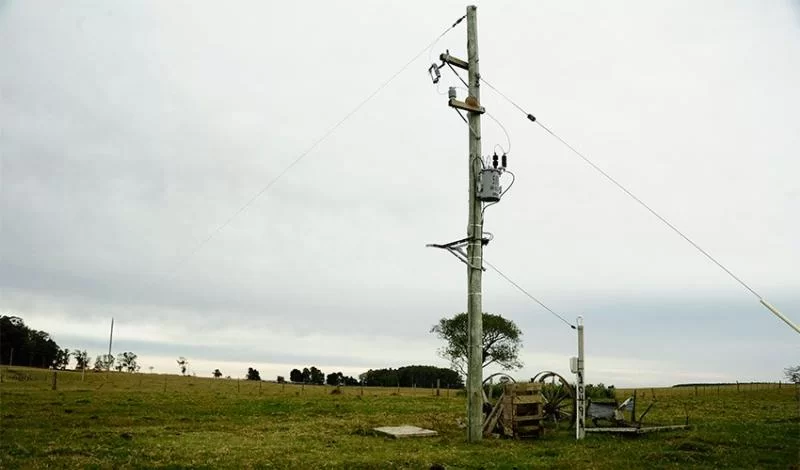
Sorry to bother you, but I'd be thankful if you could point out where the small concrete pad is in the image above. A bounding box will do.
[373,425,438,438]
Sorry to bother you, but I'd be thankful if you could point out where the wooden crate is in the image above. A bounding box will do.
[490,382,544,438]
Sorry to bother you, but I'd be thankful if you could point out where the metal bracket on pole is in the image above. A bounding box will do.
[426,237,489,271]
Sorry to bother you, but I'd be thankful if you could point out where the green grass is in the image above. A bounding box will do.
[1,367,798,469]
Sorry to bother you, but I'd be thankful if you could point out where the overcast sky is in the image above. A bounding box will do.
[1,1,798,386]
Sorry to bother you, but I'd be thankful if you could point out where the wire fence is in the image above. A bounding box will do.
[0,366,463,398]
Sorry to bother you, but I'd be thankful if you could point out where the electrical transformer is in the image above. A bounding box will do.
[477,168,502,202]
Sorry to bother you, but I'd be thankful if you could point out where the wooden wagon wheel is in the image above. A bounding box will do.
[532,371,576,429]
[481,373,516,408]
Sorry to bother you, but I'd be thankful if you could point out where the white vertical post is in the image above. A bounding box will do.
[575,316,586,440]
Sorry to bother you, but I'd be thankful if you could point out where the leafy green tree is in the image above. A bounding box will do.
[54,348,70,370]
[246,367,261,381]
[289,368,303,382]
[72,350,90,370]
[309,366,325,385]
[343,375,359,386]
[785,365,800,384]
[117,352,140,373]
[93,354,114,371]
[0,315,61,368]
[360,365,462,388]
[177,357,188,375]
[431,312,523,375]
[301,367,311,383]
[213,369,223,378]
[326,372,344,386]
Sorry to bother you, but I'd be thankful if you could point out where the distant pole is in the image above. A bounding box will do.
[464,3,484,444]
[9,348,13,367]
[108,318,114,358]
[51,371,58,391]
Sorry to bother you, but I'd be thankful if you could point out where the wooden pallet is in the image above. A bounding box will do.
[483,382,544,438]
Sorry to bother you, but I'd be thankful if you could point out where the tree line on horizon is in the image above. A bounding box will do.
[282,365,462,388]
[8,313,797,386]
[1,315,140,373]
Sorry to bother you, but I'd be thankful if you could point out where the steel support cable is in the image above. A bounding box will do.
[167,15,467,275]
[479,76,799,335]
[483,259,576,330]
[445,65,573,330]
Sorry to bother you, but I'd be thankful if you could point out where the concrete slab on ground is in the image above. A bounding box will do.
[373,425,438,438]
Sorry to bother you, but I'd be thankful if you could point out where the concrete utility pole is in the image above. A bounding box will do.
[465,4,484,443]
[434,4,488,442]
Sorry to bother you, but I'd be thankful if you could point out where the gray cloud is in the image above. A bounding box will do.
[1,1,797,386]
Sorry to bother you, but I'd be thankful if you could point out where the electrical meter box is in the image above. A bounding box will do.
[478,169,502,202]
[570,357,579,374]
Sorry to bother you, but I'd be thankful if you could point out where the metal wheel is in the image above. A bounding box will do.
[532,371,576,429]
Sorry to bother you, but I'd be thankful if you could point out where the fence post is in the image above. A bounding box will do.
[237,379,240,393]
[736,381,739,392]
[51,370,57,391]
[259,381,262,395]
[437,379,441,397]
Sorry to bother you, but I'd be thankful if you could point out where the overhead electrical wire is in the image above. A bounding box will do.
[477,76,798,335]
[166,14,467,276]
[484,259,576,329]
[440,65,571,328]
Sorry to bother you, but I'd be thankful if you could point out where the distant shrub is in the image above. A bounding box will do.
[586,383,616,400]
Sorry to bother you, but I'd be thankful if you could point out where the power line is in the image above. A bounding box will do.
[479,76,799,335]
[483,259,576,330]
[168,14,467,275]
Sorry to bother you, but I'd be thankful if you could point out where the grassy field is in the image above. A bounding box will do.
[1,367,798,469]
